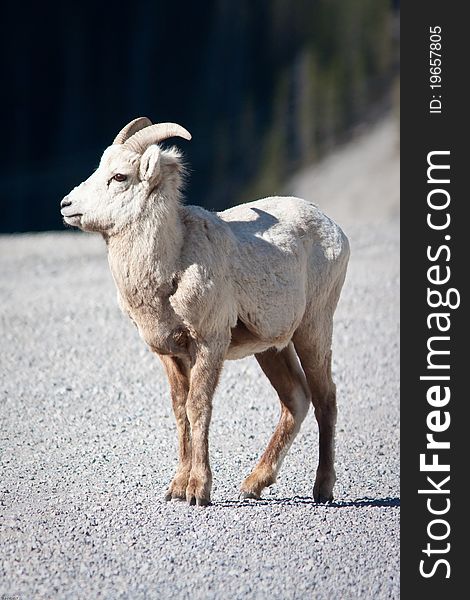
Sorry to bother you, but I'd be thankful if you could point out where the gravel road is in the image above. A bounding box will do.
[1,116,399,599]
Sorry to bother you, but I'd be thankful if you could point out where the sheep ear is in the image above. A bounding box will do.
[139,145,161,182]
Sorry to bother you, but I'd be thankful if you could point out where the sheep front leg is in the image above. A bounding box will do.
[159,355,192,501]
[185,342,225,506]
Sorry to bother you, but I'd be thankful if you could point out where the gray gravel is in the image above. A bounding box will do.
[0,118,399,599]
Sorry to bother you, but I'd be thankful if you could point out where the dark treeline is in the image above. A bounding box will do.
[1,0,398,233]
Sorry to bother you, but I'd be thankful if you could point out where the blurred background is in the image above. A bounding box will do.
[1,0,399,233]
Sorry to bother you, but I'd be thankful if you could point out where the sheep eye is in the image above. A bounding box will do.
[112,173,127,182]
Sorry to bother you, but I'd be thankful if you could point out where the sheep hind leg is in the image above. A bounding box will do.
[240,343,311,500]
[159,355,192,501]
[293,327,337,503]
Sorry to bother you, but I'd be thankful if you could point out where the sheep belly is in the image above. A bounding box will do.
[225,340,278,360]
[226,318,290,360]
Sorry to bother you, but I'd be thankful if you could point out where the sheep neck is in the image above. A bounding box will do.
[106,200,184,305]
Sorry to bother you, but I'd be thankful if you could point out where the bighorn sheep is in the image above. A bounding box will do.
[61,117,350,506]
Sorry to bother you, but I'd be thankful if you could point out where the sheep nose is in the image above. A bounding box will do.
[61,197,72,208]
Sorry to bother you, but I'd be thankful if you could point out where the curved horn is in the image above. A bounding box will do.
[113,117,153,144]
[123,122,192,154]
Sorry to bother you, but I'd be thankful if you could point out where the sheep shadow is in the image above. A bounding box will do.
[213,496,400,509]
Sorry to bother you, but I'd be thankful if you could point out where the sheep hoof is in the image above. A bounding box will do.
[185,474,211,506]
[313,470,336,503]
[164,485,187,502]
[314,493,334,504]
[186,494,211,507]
[313,482,334,503]
[164,491,186,502]
[239,491,261,500]
[165,472,192,502]
[196,497,211,507]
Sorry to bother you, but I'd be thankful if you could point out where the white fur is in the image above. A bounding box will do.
[61,141,349,362]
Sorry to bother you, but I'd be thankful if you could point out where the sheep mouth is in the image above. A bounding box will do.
[62,214,83,226]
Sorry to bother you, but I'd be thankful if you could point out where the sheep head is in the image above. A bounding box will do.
[61,118,191,234]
